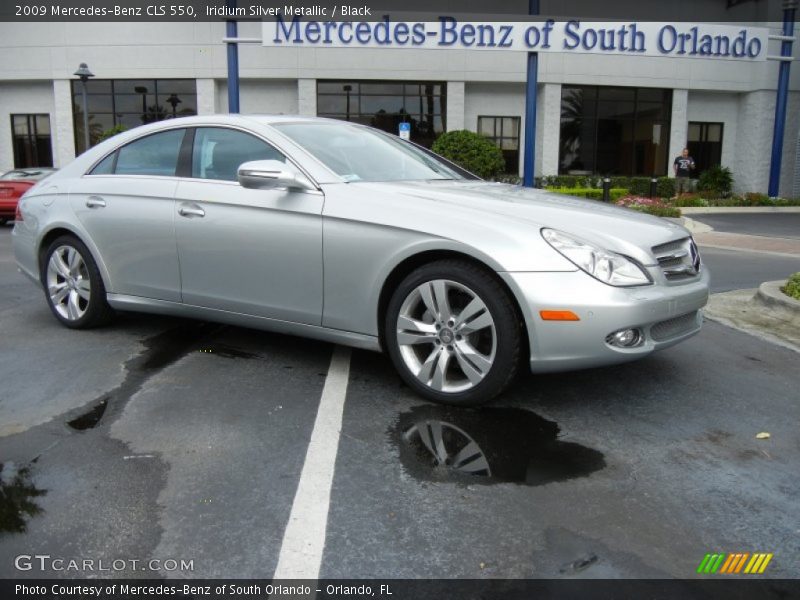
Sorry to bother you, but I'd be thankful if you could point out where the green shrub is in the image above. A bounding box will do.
[698,165,734,196]
[97,124,128,142]
[537,176,673,198]
[783,273,800,301]
[431,130,505,179]
[546,187,629,202]
[673,194,709,207]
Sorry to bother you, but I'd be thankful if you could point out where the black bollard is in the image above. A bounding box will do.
[602,177,611,202]
[650,177,658,199]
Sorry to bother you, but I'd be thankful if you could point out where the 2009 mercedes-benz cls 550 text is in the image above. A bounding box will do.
[12,115,709,405]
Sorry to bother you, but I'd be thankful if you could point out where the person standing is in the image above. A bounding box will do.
[673,148,695,196]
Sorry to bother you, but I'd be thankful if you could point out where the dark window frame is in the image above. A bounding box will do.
[10,113,53,168]
[687,121,724,178]
[559,86,672,177]
[478,115,521,174]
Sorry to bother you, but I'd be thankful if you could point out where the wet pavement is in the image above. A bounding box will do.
[1,225,799,580]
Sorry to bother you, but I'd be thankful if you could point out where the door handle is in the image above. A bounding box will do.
[178,206,205,218]
[86,196,106,208]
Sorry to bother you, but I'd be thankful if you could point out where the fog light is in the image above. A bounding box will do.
[606,328,642,348]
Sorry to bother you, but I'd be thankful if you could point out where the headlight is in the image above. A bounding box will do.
[541,228,651,287]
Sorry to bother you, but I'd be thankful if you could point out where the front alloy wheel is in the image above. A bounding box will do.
[396,279,497,394]
[385,260,521,405]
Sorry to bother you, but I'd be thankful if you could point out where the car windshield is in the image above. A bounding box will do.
[271,122,466,182]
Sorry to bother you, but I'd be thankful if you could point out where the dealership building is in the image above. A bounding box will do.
[1,1,798,196]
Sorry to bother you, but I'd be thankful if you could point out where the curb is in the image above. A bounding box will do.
[704,280,800,352]
[681,207,800,214]
[756,280,800,318]
[681,217,714,234]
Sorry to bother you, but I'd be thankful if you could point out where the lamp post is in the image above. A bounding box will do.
[134,86,148,120]
[73,63,94,152]
[166,93,182,117]
[343,85,352,121]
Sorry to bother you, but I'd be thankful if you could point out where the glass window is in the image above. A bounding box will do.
[90,152,116,175]
[687,122,724,178]
[192,128,286,182]
[11,114,53,168]
[71,79,197,154]
[559,86,672,176]
[316,80,446,149]
[114,129,185,177]
[478,116,521,174]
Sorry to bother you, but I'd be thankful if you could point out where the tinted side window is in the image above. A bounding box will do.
[90,152,116,175]
[114,129,185,177]
[192,127,285,182]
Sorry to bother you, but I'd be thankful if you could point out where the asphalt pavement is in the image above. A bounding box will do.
[690,213,800,240]
[1,222,798,582]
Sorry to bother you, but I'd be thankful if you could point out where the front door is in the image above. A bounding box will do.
[174,127,324,325]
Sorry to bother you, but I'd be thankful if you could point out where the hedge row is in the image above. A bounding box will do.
[546,187,630,202]
[492,175,677,198]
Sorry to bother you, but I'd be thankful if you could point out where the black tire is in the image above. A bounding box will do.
[0,218,8,226]
[384,259,521,406]
[40,235,113,329]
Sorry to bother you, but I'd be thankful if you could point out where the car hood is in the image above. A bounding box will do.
[356,180,690,266]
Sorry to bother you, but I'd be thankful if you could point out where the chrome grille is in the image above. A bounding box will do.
[650,311,700,342]
[652,237,701,281]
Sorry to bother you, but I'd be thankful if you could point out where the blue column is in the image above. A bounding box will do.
[226,0,240,114]
[522,0,540,187]
[522,53,539,187]
[767,7,796,197]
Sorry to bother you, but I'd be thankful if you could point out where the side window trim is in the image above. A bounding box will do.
[176,127,195,178]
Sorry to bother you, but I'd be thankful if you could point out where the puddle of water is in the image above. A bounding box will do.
[141,322,216,370]
[393,406,605,486]
[0,462,46,534]
[64,322,216,431]
[67,398,108,430]
[198,343,260,360]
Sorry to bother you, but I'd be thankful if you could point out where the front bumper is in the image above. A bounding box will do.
[500,268,710,373]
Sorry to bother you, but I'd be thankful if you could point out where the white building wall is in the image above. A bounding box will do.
[536,83,561,177]
[735,91,774,194]
[446,81,466,131]
[687,90,740,181]
[196,79,217,115]
[668,89,689,176]
[52,79,76,169]
[0,82,57,173]
[463,82,525,174]
[779,92,800,198]
[215,79,298,114]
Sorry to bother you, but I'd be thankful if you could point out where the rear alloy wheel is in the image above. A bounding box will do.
[385,260,521,406]
[42,236,112,329]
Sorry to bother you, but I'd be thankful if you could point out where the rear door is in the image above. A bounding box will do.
[69,128,187,301]
[174,126,324,325]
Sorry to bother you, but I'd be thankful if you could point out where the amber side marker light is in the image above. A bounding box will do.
[539,310,580,321]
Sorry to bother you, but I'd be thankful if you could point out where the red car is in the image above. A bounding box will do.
[0,167,57,225]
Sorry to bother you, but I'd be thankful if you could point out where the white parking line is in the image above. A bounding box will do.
[273,346,351,579]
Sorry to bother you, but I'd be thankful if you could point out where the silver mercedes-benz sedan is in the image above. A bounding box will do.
[12,115,709,405]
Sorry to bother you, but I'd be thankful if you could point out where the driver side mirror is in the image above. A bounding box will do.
[237,160,317,192]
